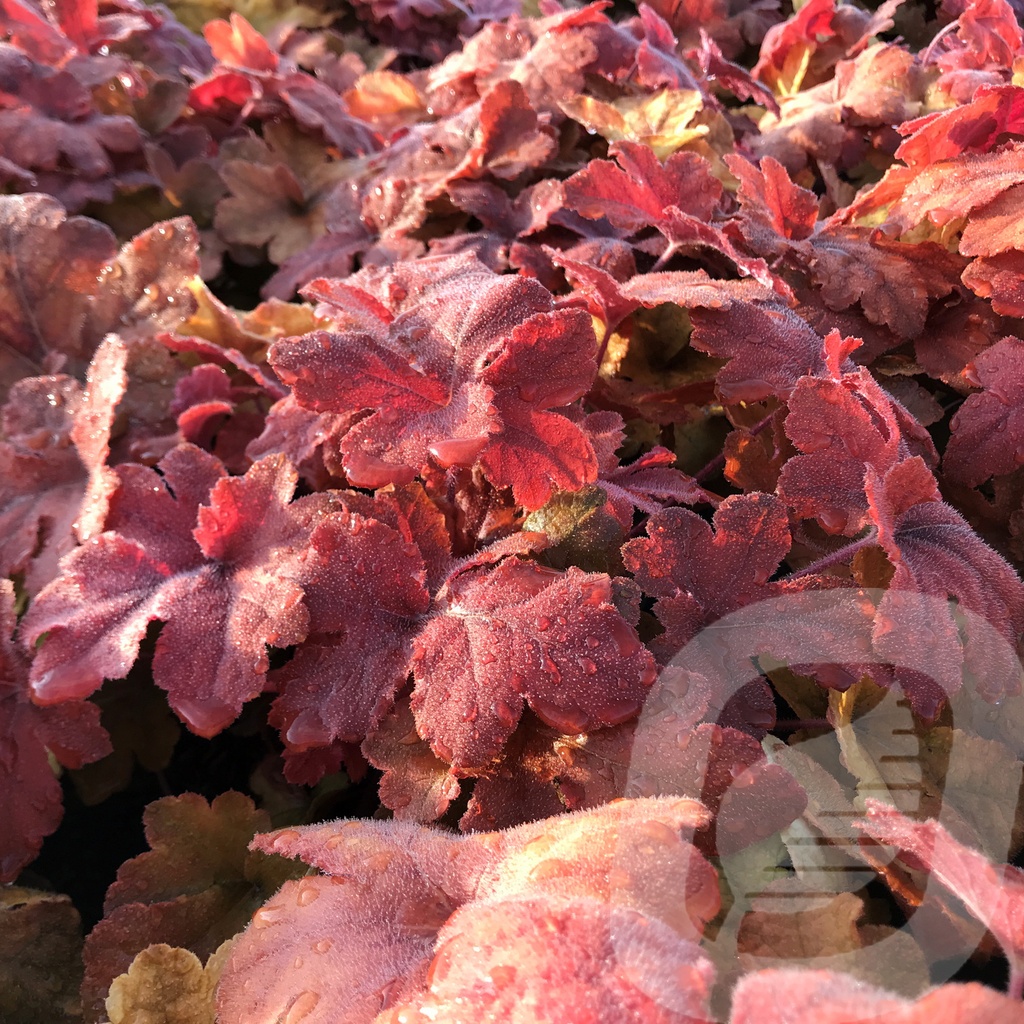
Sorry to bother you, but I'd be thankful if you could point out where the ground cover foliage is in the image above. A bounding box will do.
[6,0,1024,1018]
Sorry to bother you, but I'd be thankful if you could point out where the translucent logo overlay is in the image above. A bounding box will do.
[615,587,1023,1018]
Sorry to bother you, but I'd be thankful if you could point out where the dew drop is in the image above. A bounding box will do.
[480,650,497,665]
[637,820,679,846]
[320,336,332,352]
[586,635,600,649]
[535,616,551,631]
[529,857,574,882]
[494,699,518,728]
[313,938,333,954]
[252,904,286,928]
[283,990,320,1024]
[368,851,395,872]
[578,657,597,676]
[522,833,554,856]
[607,618,641,659]
[544,655,561,683]
[272,829,301,850]
[488,964,517,989]
[463,706,478,723]
[296,883,320,907]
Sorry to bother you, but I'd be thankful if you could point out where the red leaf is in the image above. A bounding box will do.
[727,153,818,250]
[866,457,1024,707]
[269,508,431,752]
[622,493,791,656]
[688,301,833,403]
[945,335,1024,486]
[203,13,278,72]
[927,0,1023,72]
[895,85,1024,168]
[0,197,197,390]
[856,799,1024,983]
[729,969,1024,1023]
[219,798,715,1024]
[0,377,86,595]
[411,557,657,770]
[460,721,635,831]
[380,896,717,1024]
[272,254,598,507]
[962,249,1024,316]
[0,579,109,882]
[363,695,461,822]
[564,141,722,234]
[466,79,557,180]
[890,143,1024,232]
[779,346,937,535]
[23,446,312,736]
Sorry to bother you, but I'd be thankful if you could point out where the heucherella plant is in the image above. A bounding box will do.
[4,0,1024,1019]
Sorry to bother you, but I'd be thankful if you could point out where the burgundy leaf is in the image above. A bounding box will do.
[564,141,723,234]
[856,799,1024,987]
[622,493,791,657]
[944,335,1024,486]
[0,196,197,390]
[688,301,833,403]
[730,969,1024,1023]
[272,254,598,507]
[779,337,937,535]
[866,457,1024,707]
[23,446,312,736]
[0,578,109,882]
[269,507,431,753]
[411,557,657,770]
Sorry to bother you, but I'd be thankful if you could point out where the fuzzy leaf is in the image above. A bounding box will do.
[218,797,716,1024]
[411,557,657,770]
[272,254,598,507]
[623,494,791,657]
[81,792,296,1021]
[945,335,1024,486]
[729,970,1024,1023]
[23,446,311,736]
[0,579,109,883]
[857,799,1024,984]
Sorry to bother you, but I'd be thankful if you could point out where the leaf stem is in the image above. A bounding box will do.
[1009,963,1024,1001]
[783,530,879,580]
